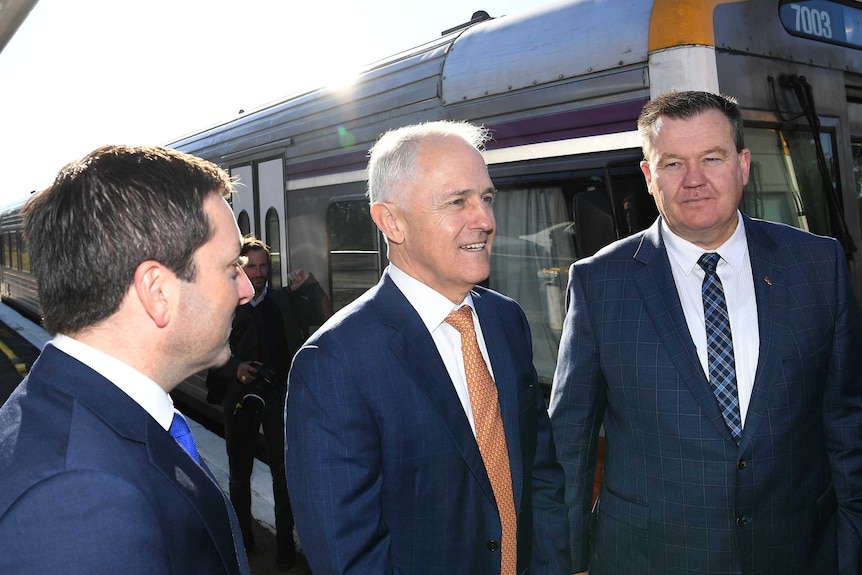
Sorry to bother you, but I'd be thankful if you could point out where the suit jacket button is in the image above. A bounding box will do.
[736,516,748,527]
[736,458,746,470]
[486,540,500,552]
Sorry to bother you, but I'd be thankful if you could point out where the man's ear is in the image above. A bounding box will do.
[134,261,173,328]
[640,159,655,196]
[370,202,405,245]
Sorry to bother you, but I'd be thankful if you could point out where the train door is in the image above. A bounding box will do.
[284,180,383,316]
[257,159,287,289]
[231,165,254,236]
[229,158,288,289]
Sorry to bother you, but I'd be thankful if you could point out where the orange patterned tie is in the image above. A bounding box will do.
[446,305,517,575]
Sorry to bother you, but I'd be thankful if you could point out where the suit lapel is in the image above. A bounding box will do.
[42,346,246,574]
[472,291,524,512]
[375,275,496,503]
[633,221,736,443]
[147,422,248,573]
[738,216,785,451]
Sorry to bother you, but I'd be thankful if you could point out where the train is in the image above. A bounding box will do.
[3,0,862,432]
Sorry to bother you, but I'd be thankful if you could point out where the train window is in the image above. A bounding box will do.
[743,126,837,237]
[265,208,282,290]
[12,232,21,270]
[490,163,652,385]
[607,163,657,238]
[2,232,9,267]
[20,234,30,272]
[237,210,251,236]
[327,200,380,312]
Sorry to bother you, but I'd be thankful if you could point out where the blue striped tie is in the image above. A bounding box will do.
[698,253,742,442]
[169,410,201,463]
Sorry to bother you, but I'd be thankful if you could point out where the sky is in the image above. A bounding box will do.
[0,0,553,208]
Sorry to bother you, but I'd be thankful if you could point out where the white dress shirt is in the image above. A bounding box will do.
[51,333,176,431]
[250,285,268,307]
[662,211,759,426]
[388,264,494,436]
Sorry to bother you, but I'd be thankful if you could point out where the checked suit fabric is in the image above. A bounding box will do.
[698,252,742,442]
[446,306,517,575]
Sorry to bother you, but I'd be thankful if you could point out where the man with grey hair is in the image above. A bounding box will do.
[286,120,570,575]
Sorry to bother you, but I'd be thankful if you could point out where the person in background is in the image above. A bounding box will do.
[207,236,329,570]
[285,120,570,575]
[550,90,862,574]
[0,145,253,574]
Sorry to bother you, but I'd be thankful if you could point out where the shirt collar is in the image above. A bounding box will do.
[662,211,748,276]
[388,264,474,332]
[51,333,175,430]
[250,285,269,307]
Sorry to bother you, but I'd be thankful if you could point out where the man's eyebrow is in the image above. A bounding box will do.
[699,146,730,157]
[656,146,729,163]
[446,186,496,195]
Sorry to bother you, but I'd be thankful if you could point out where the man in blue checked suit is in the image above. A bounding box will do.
[0,146,254,574]
[286,121,570,575]
[550,91,862,574]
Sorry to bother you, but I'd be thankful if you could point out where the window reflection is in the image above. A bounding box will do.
[490,163,655,384]
[327,200,380,311]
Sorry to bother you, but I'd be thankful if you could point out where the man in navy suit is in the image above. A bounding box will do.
[550,90,862,574]
[286,120,570,575]
[0,145,254,573]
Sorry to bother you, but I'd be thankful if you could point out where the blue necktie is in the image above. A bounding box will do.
[698,253,742,442]
[169,410,201,463]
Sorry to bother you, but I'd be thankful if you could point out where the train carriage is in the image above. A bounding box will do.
[163,0,862,387]
[3,0,861,414]
[0,198,37,320]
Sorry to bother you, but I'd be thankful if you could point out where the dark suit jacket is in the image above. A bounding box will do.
[0,345,249,574]
[286,271,570,575]
[208,276,329,406]
[550,215,862,574]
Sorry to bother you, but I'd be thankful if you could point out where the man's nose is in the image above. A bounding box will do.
[683,164,706,188]
[470,201,495,232]
[238,272,254,304]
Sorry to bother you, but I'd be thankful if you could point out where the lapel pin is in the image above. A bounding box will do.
[764,276,772,286]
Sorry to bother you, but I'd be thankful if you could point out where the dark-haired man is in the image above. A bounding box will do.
[0,145,254,574]
[207,236,329,570]
[550,91,862,574]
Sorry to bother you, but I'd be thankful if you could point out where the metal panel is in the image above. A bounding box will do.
[170,42,452,167]
[257,158,286,285]
[441,0,652,105]
[170,0,655,180]
[714,0,862,72]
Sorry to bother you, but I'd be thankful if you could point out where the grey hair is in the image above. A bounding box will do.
[366,120,491,205]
